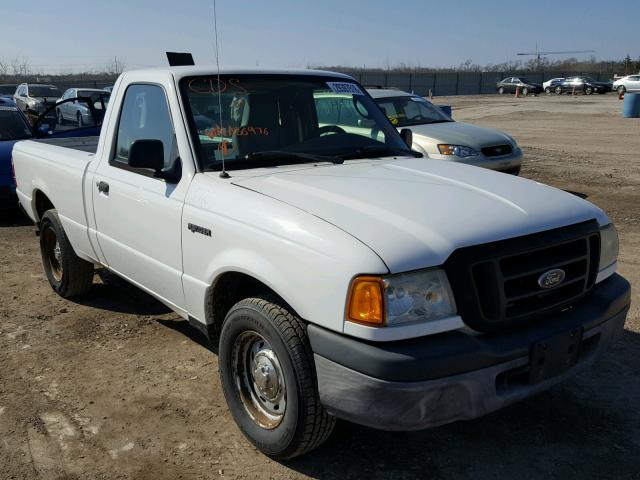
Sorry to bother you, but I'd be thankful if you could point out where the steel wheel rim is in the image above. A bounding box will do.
[232,331,286,429]
[43,226,63,282]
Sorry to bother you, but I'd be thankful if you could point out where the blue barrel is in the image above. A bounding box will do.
[438,105,452,118]
[623,93,640,118]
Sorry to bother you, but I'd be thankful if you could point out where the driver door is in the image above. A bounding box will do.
[91,82,189,312]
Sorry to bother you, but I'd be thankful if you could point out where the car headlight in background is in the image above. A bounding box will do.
[347,269,457,327]
[438,144,479,158]
[599,224,619,272]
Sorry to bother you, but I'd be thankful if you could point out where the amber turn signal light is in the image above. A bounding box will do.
[347,276,384,326]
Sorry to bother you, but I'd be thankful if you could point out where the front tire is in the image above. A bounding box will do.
[617,85,626,95]
[218,297,335,459]
[57,109,64,125]
[76,111,83,128]
[40,209,94,298]
[585,86,593,95]
[498,87,504,95]
[555,86,563,95]
[544,86,551,94]
[521,87,528,96]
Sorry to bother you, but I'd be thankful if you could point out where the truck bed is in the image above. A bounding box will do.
[35,136,99,154]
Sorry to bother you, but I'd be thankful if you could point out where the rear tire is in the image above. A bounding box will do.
[40,209,94,298]
[498,87,504,95]
[218,297,335,459]
[617,85,626,95]
[585,86,593,95]
[57,109,64,125]
[544,87,551,94]
[76,111,83,128]
[521,87,528,97]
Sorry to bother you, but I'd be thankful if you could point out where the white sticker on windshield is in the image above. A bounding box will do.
[326,82,364,95]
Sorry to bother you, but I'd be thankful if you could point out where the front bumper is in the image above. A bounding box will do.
[310,274,630,431]
[429,147,523,173]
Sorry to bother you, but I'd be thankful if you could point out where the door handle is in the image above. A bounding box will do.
[96,180,109,194]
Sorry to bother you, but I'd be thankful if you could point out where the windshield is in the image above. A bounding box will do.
[77,90,110,106]
[0,107,32,140]
[180,75,410,171]
[375,96,452,127]
[29,85,61,98]
[0,85,16,95]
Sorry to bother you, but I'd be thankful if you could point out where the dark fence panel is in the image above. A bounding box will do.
[334,69,617,96]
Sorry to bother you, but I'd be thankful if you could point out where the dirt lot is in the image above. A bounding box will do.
[1,93,638,480]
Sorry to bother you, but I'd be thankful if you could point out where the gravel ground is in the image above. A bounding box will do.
[0,93,638,479]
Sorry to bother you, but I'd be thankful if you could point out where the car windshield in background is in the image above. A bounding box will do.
[78,90,110,104]
[0,108,32,141]
[518,78,531,83]
[375,96,452,127]
[180,75,410,171]
[29,86,61,97]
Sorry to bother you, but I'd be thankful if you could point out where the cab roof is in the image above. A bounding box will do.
[123,66,356,83]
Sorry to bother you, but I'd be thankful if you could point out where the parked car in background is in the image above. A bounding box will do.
[555,76,611,95]
[612,75,640,94]
[0,96,103,209]
[0,97,33,208]
[13,84,63,124]
[366,88,523,174]
[496,77,543,95]
[542,78,564,94]
[0,84,18,98]
[56,88,110,127]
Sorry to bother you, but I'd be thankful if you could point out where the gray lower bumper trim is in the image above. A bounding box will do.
[315,307,627,431]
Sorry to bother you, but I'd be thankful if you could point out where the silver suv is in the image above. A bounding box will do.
[13,83,62,115]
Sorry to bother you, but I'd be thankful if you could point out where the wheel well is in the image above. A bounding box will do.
[34,190,54,222]
[205,272,286,341]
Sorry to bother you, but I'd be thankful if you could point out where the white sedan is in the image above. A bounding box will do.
[367,88,523,174]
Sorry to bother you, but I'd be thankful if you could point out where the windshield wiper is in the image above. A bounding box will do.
[244,150,344,165]
[337,145,419,160]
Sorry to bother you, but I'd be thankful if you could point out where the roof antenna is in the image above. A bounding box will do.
[212,0,229,178]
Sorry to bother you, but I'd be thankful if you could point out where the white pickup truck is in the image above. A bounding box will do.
[13,67,630,459]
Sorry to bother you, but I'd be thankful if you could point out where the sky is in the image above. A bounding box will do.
[1,0,638,73]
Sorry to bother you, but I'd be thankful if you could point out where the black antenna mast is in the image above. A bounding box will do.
[213,0,229,178]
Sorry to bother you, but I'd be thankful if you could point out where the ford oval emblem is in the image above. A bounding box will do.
[537,269,566,289]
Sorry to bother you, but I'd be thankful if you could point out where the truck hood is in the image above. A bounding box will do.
[410,121,512,149]
[228,157,608,273]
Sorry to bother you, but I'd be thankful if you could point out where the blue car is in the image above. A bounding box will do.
[1,96,102,209]
[0,97,32,208]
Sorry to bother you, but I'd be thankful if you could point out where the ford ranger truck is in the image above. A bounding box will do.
[12,67,631,459]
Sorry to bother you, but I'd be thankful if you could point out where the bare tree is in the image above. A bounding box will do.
[104,57,125,75]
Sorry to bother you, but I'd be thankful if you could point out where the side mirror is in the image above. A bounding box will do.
[129,139,165,171]
[399,128,413,149]
[129,139,181,183]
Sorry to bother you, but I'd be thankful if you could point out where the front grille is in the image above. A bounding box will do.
[445,221,601,332]
[481,144,513,157]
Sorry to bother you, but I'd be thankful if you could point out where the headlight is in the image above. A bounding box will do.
[347,269,457,327]
[599,224,618,272]
[438,144,479,158]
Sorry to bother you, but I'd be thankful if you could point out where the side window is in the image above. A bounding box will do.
[19,86,26,96]
[113,84,177,170]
